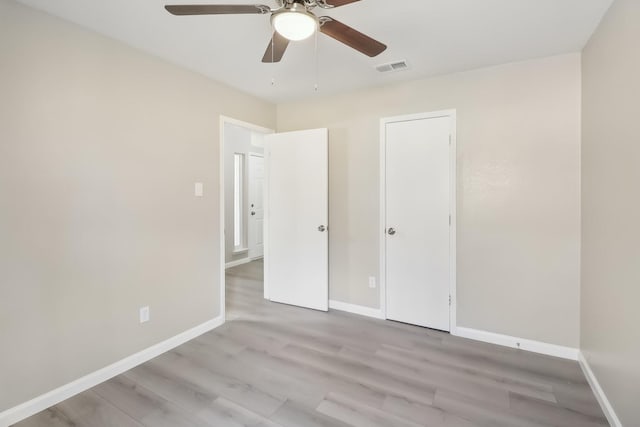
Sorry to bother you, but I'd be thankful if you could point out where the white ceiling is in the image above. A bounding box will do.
[16,0,612,103]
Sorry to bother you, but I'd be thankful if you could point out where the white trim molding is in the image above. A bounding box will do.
[329,300,384,319]
[578,352,623,427]
[453,327,579,360]
[225,257,252,269]
[0,316,225,427]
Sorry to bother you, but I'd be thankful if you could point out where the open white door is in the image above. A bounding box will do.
[265,128,328,312]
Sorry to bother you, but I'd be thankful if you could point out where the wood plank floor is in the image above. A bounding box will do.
[17,260,608,427]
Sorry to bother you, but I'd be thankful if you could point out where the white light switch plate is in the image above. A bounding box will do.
[368,276,376,289]
[194,182,204,197]
[139,306,150,323]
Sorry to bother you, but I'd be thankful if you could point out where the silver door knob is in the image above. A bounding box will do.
[251,211,256,216]
[387,228,396,235]
[318,225,326,232]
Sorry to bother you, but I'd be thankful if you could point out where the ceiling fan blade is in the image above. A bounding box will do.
[262,32,290,63]
[321,0,361,7]
[320,18,386,57]
[165,4,270,15]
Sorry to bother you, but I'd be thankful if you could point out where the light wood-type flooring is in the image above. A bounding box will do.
[17,260,608,427]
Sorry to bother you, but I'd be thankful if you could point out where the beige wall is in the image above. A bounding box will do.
[581,0,640,425]
[278,54,582,347]
[0,0,275,411]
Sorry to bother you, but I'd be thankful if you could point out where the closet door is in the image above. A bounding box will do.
[384,114,453,331]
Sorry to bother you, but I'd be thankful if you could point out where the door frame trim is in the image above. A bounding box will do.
[219,116,274,320]
[379,110,457,333]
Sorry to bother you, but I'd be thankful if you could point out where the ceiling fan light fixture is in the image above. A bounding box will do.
[271,6,318,41]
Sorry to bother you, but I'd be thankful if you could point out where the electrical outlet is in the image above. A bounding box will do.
[368,276,376,289]
[139,306,150,323]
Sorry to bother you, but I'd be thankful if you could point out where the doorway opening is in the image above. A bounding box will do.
[220,120,330,320]
[220,116,273,320]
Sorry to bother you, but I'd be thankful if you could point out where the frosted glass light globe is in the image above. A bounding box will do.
[272,9,317,41]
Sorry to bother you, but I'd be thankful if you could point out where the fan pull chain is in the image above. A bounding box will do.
[314,28,319,92]
[271,34,276,86]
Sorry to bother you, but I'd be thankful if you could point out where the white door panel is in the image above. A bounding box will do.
[266,128,328,312]
[385,116,452,331]
[248,154,264,259]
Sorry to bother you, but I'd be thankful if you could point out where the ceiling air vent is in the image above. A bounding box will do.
[376,60,409,73]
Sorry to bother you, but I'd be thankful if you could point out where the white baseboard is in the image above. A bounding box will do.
[0,316,225,427]
[225,258,252,269]
[453,327,579,360]
[329,300,384,319]
[578,351,622,427]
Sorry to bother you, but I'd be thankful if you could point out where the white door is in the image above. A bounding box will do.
[248,153,265,259]
[265,128,328,311]
[384,114,453,331]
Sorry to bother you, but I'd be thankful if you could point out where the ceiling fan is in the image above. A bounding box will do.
[165,0,387,63]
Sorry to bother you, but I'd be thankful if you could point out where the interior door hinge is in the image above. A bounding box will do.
[449,135,452,145]
[449,214,451,226]
[449,295,452,306]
